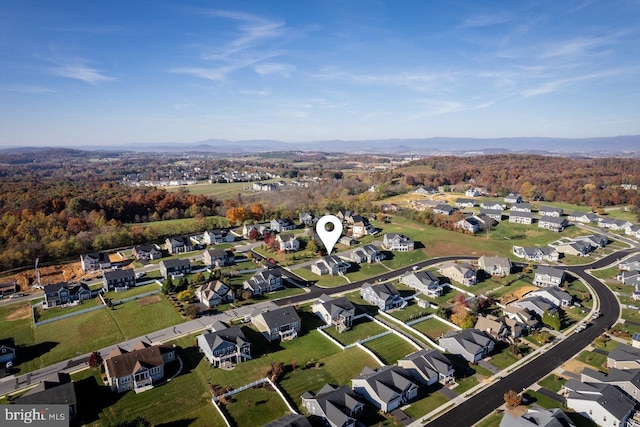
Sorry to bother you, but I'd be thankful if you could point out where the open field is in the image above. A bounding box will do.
[363,333,418,365]
[34,297,103,322]
[410,317,455,342]
[323,316,388,346]
[223,386,291,426]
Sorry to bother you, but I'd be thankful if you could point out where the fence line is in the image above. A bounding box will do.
[378,311,444,351]
[356,343,385,366]
[34,304,106,326]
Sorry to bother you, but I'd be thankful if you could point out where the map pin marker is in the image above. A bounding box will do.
[316,215,343,255]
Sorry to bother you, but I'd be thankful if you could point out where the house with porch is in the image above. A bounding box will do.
[276,233,300,251]
[439,262,477,286]
[533,266,565,287]
[310,256,350,276]
[203,248,235,267]
[439,329,495,363]
[251,307,301,342]
[398,349,455,386]
[478,256,512,277]
[80,252,111,272]
[104,341,176,393]
[301,384,365,427]
[195,280,234,308]
[382,233,415,251]
[360,282,406,311]
[132,244,162,261]
[197,321,251,368]
[242,270,283,296]
[348,244,384,264]
[164,236,193,254]
[43,282,92,308]
[312,294,356,333]
[352,365,419,413]
[399,271,444,297]
[159,259,191,279]
[103,269,136,292]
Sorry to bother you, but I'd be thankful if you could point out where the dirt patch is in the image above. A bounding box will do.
[9,262,85,291]
[426,240,481,257]
[561,359,589,374]
[137,295,161,306]
[6,304,31,321]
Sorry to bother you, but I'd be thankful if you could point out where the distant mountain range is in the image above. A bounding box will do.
[3,135,639,157]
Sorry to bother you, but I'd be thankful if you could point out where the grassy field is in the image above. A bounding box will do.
[363,333,418,365]
[403,390,450,419]
[575,350,608,371]
[164,179,290,199]
[34,297,103,322]
[538,373,567,392]
[223,386,291,426]
[323,316,389,346]
[103,282,160,302]
[410,317,455,342]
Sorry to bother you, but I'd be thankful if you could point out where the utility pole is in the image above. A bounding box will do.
[35,257,40,288]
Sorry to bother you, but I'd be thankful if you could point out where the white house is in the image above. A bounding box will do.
[352,366,419,413]
[383,233,415,251]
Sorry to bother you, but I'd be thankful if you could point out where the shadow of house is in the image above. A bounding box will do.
[173,346,203,376]
[239,325,283,357]
[73,373,124,426]
[16,341,58,370]
[156,419,198,427]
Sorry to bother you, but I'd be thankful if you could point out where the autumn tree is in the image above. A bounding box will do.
[504,390,522,409]
[450,293,476,329]
[306,239,319,254]
[250,203,265,221]
[226,206,247,225]
[88,351,102,368]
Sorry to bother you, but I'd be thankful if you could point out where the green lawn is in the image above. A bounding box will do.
[104,282,161,302]
[410,317,455,342]
[404,391,450,419]
[575,350,608,371]
[538,374,567,393]
[388,299,434,322]
[523,389,564,410]
[34,297,103,322]
[474,413,503,427]
[363,333,418,365]
[323,316,389,346]
[454,375,481,394]
[292,267,350,288]
[223,386,291,426]
[488,346,521,370]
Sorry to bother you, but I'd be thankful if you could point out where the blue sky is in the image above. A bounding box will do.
[1,0,639,147]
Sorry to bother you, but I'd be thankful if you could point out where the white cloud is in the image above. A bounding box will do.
[50,64,115,84]
[254,62,296,77]
[459,13,512,28]
[169,67,231,81]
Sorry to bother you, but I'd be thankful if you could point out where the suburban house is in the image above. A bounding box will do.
[582,367,640,401]
[203,248,235,267]
[599,218,633,231]
[0,281,18,297]
[164,236,193,254]
[465,188,482,197]
[433,204,457,215]
[504,193,523,204]
[620,270,640,288]
[626,224,640,239]
[276,233,300,251]
[620,254,640,272]
[351,218,375,239]
[195,280,234,308]
[203,229,234,245]
[380,203,399,213]
[103,341,176,393]
[455,216,483,233]
[480,202,504,211]
[159,259,191,279]
[15,372,77,420]
[340,236,357,246]
[509,211,534,225]
[413,186,438,195]
[251,307,302,342]
[562,380,637,427]
[242,270,284,296]
[360,282,406,311]
[438,329,495,363]
[478,256,512,277]
[512,246,543,261]
[270,218,295,232]
[301,384,365,427]
[533,266,565,287]
[502,306,540,331]
[43,282,91,308]
[539,247,561,262]
[352,365,419,413]
[511,203,532,213]
[538,206,564,217]
[480,208,504,222]
[414,200,440,211]
[242,223,271,239]
[132,244,162,261]
[310,256,350,276]
[455,198,476,208]
[399,271,444,297]
[382,233,415,251]
[577,234,608,249]
[538,216,569,232]
[397,349,455,385]
[299,212,317,226]
[474,315,509,341]
[499,407,574,427]
[348,244,384,264]
[512,296,558,318]
[439,262,477,286]
[555,240,592,257]
[0,338,16,368]
[102,269,136,292]
[312,294,356,333]
[529,287,572,307]
[197,321,251,368]
[336,209,354,222]
[608,344,640,370]
[80,252,111,272]
[568,212,599,223]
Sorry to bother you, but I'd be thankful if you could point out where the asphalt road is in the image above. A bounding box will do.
[426,249,636,427]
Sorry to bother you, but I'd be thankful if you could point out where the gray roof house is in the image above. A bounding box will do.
[311,256,350,276]
[439,329,495,363]
[619,254,640,271]
[348,244,384,264]
[608,343,640,370]
[132,244,162,261]
[511,203,532,212]
[360,282,406,312]
[509,211,534,225]
[512,246,544,261]
[499,407,574,427]
[455,198,476,208]
[399,271,444,297]
[263,414,311,427]
[538,206,564,217]
[159,258,191,279]
[533,266,565,287]
[480,202,504,211]
[276,233,300,251]
[512,296,558,318]
[568,212,599,223]
[43,282,92,308]
[433,203,457,215]
[351,365,419,413]
[0,338,16,366]
[312,294,356,333]
[397,349,455,386]
[270,218,295,232]
[103,269,136,292]
[599,218,633,231]
[529,286,572,307]
[382,233,415,251]
[555,241,592,257]
[301,384,365,427]
[195,280,234,308]
[576,234,608,249]
[80,251,111,272]
[505,193,523,204]
[539,246,560,262]
[203,229,234,245]
[581,367,640,401]
[251,307,301,342]
[440,262,477,286]
[478,256,512,277]
[203,248,235,267]
[242,270,283,296]
[15,372,77,421]
[538,216,569,232]
[562,380,637,427]
[197,321,251,368]
[455,215,483,233]
[164,236,194,254]
[480,208,504,222]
